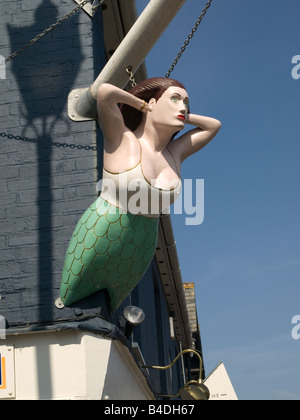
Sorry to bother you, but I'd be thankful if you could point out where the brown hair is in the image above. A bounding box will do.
[121,77,187,132]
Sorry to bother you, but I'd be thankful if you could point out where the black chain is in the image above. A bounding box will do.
[0,132,97,151]
[5,0,105,64]
[165,0,215,78]
[4,0,215,90]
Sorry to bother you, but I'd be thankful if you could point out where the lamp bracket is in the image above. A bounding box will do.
[73,0,96,18]
[68,88,96,122]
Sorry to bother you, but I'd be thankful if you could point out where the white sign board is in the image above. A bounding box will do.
[204,361,238,401]
[0,345,15,399]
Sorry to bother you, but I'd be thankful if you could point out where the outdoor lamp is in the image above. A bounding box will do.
[141,349,210,401]
[122,306,145,338]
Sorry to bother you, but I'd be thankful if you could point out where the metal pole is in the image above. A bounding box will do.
[68,0,186,121]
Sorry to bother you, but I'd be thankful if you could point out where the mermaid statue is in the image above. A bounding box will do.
[57,77,221,312]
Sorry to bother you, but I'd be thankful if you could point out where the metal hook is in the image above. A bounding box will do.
[126,66,137,88]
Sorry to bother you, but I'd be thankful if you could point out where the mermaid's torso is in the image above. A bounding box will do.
[60,141,182,312]
[99,141,182,218]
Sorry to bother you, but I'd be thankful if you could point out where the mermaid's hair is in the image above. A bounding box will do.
[120,77,187,132]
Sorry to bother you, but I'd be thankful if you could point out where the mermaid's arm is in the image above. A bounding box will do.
[96,83,149,143]
[170,113,221,163]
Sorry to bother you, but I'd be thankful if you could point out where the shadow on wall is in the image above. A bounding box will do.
[7,0,84,318]
[6,0,86,399]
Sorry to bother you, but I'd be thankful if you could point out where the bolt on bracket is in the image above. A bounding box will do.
[73,0,99,18]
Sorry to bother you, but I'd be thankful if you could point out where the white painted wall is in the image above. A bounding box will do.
[0,330,154,400]
[204,361,238,401]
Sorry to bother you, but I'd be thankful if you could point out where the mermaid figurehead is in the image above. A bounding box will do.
[57,77,221,312]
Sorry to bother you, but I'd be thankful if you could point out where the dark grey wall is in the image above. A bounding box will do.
[131,260,183,396]
[0,0,107,326]
[0,0,185,398]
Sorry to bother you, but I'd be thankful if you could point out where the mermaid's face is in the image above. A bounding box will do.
[149,86,189,130]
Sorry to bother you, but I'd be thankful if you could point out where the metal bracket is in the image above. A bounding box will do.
[68,88,97,122]
[73,0,97,18]
[54,297,65,309]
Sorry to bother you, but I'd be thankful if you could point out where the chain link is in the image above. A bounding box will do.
[0,132,97,151]
[126,66,137,88]
[4,0,215,86]
[5,0,105,64]
[165,0,214,78]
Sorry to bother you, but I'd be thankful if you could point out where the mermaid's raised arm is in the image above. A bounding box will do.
[96,83,149,144]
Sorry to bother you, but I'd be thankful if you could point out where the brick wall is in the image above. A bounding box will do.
[0,0,107,325]
[0,2,193,398]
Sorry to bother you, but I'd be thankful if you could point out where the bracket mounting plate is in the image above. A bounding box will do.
[73,0,95,18]
[68,88,96,122]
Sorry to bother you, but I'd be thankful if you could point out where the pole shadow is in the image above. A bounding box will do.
[7,0,84,397]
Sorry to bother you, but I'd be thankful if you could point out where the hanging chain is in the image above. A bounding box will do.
[5,0,105,64]
[165,0,214,78]
[126,66,137,88]
[0,131,97,151]
[5,0,215,83]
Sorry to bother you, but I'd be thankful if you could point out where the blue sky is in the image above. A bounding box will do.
[137,0,300,400]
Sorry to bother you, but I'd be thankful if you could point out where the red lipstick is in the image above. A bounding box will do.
[177,114,185,121]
